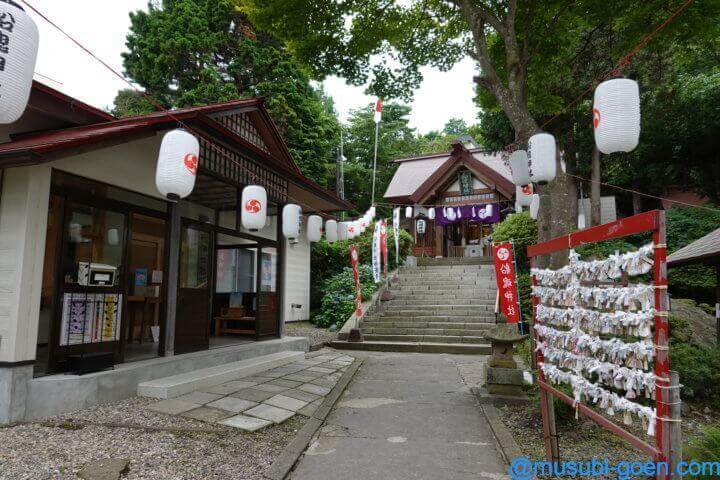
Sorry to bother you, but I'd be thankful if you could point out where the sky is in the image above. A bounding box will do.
[24,0,479,134]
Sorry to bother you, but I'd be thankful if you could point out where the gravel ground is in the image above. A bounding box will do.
[0,396,307,480]
[285,321,337,347]
[497,396,720,478]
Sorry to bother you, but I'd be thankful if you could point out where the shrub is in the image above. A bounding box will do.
[310,225,412,309]
[686,426,720,478]
[492,212,537,272]
[669,342,720,407]
[311,264,378,328]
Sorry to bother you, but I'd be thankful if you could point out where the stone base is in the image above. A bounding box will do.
[347,328,364,343]
[380,289,395,301]
[484,365,524,398]
[0,363,33,424]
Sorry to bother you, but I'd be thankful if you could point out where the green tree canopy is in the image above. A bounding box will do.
[119,0,340,185]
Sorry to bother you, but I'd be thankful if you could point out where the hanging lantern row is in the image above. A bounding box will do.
[0,0,40,125]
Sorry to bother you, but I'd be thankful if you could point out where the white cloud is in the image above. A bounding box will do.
[24,0,480,132]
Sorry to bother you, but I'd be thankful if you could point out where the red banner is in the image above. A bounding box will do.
[380,220,388,281]
[349,246,362,316]
[492,242,521,323]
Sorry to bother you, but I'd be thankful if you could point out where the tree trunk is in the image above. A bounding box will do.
[591,147,601,226]
[632,186,642,214]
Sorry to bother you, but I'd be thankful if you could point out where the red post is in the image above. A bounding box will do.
[653,211,671,474]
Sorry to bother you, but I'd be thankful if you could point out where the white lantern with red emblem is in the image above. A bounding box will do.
[593,78,640,154]
[338,221,350,241]
[241,185,267,231]
[282,204,302,240]
[516,185,533,207]
[509,150,531,186]
[307,215,323,242]
[0,0,39,124]
[530,194,540,220]
[155,129,199,199]
[528,133,556,184]
[325,219,338,243]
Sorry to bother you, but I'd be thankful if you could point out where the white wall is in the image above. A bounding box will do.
[283,222,311,323]
[0,165,51,362]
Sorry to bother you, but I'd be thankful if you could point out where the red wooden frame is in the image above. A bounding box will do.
[528,210,671,468]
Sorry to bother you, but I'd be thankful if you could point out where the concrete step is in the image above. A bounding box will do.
[400,265,495,272]
[361,327,492,337]
[416,257,494,266]
[391,284,496,291]
[361,320,495,329]
[381,308,493,316]
[390,293,496,300]
[384,303,494,311]
[330,340,491,354]
[137,350,305,399]
[362,334,487,344]
[386,299,494,306]
[396,280,496,287]
[367,316,496,324]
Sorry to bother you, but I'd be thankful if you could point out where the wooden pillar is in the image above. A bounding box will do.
[434,223,443,258]
[668,370,682,479]
[590,147,601,226]
[163,197,181,356]
[276,209,285,338]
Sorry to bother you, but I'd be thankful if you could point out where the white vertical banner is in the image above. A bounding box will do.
[393,208,400,268]
[372,221,381,283]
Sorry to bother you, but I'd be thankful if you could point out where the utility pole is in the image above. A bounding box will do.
[337,128,346,220]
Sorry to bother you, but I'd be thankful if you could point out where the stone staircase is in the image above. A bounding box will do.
[334,257,497,354]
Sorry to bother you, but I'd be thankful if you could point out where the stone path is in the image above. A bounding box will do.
[147,351,354,432]
[290,351,509,480]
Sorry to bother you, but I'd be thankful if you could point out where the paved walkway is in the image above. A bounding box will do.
[147,351,354,431]
[290,351,508,480]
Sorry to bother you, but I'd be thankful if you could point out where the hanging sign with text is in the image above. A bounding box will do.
[492,242,521,323]
[349,246,362,316]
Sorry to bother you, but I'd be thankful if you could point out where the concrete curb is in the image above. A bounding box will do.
[479,403,524,466]
[266,357,364,480]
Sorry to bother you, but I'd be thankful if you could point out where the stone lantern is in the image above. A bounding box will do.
[483,315,529,396]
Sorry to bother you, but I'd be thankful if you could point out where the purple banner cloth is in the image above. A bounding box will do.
[432,203,501,226]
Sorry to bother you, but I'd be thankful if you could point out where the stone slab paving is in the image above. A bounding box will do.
[289,352,508,480]
[147,350,354,432]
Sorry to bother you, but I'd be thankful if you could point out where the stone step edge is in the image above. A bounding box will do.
[329,340,491,354]
[137,350,305,399]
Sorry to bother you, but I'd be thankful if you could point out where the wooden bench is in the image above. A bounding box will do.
[214,307,256,336]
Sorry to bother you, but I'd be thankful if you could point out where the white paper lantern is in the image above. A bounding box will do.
[155,129,199,199]
[528,133,557,184]
[369,206,376,219]
[593,78,640,154]
[0,1,39,124]
[515,202,522,213]
[509,150,531,186]
[428,208,436,220]
[282,204,302,240]
[241,185,267,231]
[338,221,350,241]
[485,204,494,217]
[416,219,426,234]
[530,194,540,220]
[446,208,456,221]
[516,185,534,207]
[307,215,323,242]
[578,211,586,230]
[405,206,413,218]
[325,220,338,243]
[348,221,359,238]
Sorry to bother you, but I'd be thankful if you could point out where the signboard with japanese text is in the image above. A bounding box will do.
[380,220,388,281]
[349,246,362,316]
[492,242,521,323]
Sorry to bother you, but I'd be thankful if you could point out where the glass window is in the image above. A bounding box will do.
[180,227,211,289]
[260,247,277,293]
[62,203,126,286]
